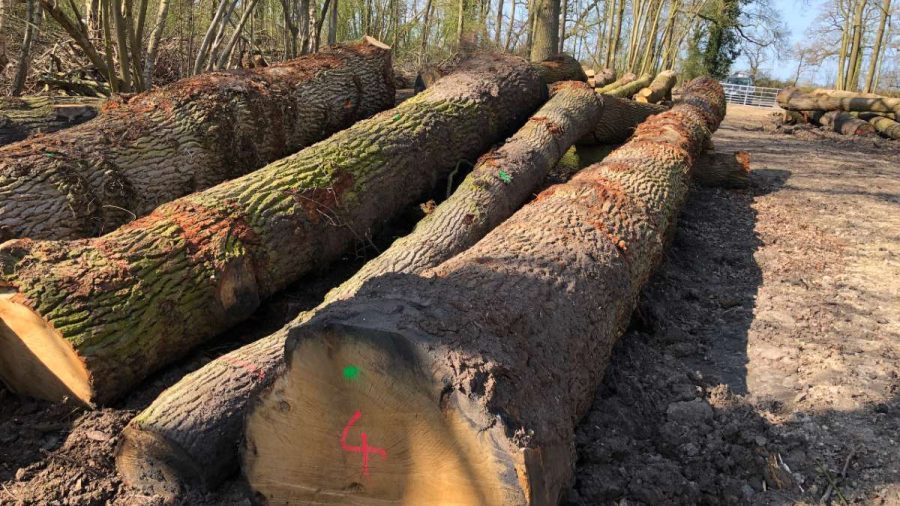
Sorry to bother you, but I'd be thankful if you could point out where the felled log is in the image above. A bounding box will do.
[241,77,726,505]
[0,96,102,146]
[782,110,824,125]
[0,37,395,241]
[594,68,616,87]
[693,150,751,189]
[531,54,588,84]
[850,111,896,121]
[115,80,600,495]
[605,73,653,98]
[635,70,676,103]
[812,88,883,99]
[579,94,667,144]
[0,53,546,406]
[819,110,878,136]
[869,116,900,139]
[595,71,636,93]
[37,73,112,97]
[777,87,900,115]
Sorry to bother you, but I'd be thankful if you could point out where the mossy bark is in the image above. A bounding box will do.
[115,80,599,496]
[241,77,726,505]
[579,94,667,144]
[594,71,635,93]
[605,73,652,98]
[0,37,394,241]
[0,96,102,146]
[0,53,546,406]
[635,70,676,103]
[868,116,900,139]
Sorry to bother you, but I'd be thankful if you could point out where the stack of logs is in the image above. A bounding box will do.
[0,42,738,504]
[777,87,900,140]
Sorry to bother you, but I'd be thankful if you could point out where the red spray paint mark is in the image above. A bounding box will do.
[219,355,266,382]
[340,410,387,477]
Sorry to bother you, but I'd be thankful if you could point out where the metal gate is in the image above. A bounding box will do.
[720,83,781,108]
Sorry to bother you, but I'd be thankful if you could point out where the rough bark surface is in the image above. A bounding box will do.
[869,116,900,139]
[635,70,676,103]
[595,71,636,93]
[531,54,588,84]
[579,94,667,144]
[605,73,652,98]
[0,53,546,406]
[819,110,877,136]
[241,77,725,505]
[114,80,601,496]
[0,96,102,146]
[693,150,751,188]
[0,38,395,241]
[593,68,616,87]
[777,87,900,115]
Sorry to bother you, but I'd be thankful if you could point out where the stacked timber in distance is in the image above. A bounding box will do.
[0,96,102,146]
[116,80,605,495]
[0,37,395,241]
[241,77,726,505]
[777,87,900,139]
[0,52,546,407]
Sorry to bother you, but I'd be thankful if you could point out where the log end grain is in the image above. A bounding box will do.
[0,290,91,404]
[242,324,527,505]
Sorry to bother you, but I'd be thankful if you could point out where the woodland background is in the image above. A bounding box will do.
[0,0,897,97]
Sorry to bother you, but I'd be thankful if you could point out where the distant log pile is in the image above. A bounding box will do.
[0,96,102,146]
[777,87,899,139]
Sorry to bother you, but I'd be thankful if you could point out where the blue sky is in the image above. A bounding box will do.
[733,0,823,81]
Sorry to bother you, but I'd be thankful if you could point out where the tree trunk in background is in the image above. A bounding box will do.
[457,0,465,44]
[420,0,432,57]
[529,0,559,61]
[328,0,338,45]
[495,0,503,45]
[864,0,890,93]
[0,39,395,241]
[0,53,544,407]
[558,0,567,53]
[0,96,102,146]
[844,0,867,90]
[143,0,171,86]
[12,0,37,96]
[241,78,725,506]
[505,0,516,50]
[116,81,597,496]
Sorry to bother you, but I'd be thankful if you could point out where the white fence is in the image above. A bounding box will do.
[720,82,781,108]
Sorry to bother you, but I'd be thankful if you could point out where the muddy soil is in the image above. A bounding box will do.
[1,105,898,505]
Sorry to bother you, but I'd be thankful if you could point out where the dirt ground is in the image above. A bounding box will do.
[1,104,898,505]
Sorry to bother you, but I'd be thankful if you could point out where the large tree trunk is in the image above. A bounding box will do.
[579,94,667,144]
[0,53,546,407]
[529,0,560,61]
[115,81,600,496]
[594,71,635,92]
[241,77,726,505]
[634,69,676,103]
[11,0,37,96]
[818,110,877,136]
[0,96,102,146]
[868,116,900,139]
[0,38,394,241]
[530,54,587,84]
[777,87,900,115]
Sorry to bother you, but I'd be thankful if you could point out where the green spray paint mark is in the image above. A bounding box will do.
[343,365,361,380]
[498,170,512,184]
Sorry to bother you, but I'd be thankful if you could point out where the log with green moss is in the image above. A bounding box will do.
[635,70,676,103]
[530,54,588,84]
[0,37,394,241]
[241,77,726,505]
[595,71,636,93]
[0,96,102,146]
[869,116,900,139]
[579,94,668,144]
[114,80,601,496]
[0,53,546,407]
[605,73,653,98]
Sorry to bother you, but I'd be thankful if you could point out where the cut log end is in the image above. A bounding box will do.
[115,427,195,498]
[243,325,522,505]
[0,291,91,404]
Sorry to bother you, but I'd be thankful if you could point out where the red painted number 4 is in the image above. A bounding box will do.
[340,410,387,477]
